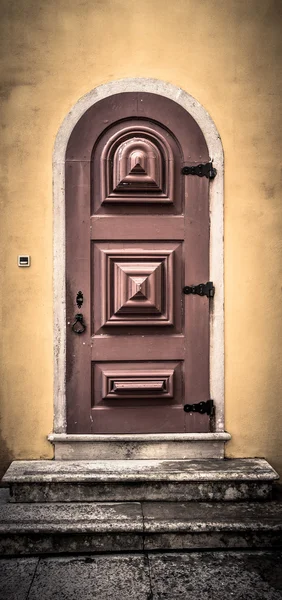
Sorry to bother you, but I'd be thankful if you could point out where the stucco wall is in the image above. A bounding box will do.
[0,0,282,476]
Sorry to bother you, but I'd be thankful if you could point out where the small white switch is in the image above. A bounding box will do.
[18,255,31,267]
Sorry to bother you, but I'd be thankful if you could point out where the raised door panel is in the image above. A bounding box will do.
[92,242,182,333]
[91,361,184,434]
[92,119,182,215]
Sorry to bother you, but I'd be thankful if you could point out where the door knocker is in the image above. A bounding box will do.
[72,313,86,334]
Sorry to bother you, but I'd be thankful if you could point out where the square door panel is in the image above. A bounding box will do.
[92,361,183,407]
[94,243,181,329]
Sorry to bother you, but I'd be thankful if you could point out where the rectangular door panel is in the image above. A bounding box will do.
[90,215,185,241]
[91,406,186,434]
[91,336,185,361]
[92,361,182,404]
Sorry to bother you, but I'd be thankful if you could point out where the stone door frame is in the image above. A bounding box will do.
[52,78,225,445]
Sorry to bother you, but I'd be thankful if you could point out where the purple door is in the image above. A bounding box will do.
[66,92,211,434]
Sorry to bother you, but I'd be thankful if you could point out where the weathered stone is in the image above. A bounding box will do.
[1,552,282,599]
[142,500,282,550]
[54,440,226,460]
[0,501,143,533]
[148,551,282,599]
[0,500,282,555]
[0,502,144,555]
[144,530,282,551]
[27,555,150,600]
[50,434,230,460]
[3,458,278,503]
[0,487,10,504]
[142,499,282,531]
[8,480,273,503]
[0,532,143,556]
[4,458,277,482]
[0,557,39,600]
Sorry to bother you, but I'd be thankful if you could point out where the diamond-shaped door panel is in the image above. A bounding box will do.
[94,243,180,328]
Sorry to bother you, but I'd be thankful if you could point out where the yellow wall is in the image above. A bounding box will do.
[1,0,282,476]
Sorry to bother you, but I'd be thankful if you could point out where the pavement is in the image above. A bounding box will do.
[1,551,282,600]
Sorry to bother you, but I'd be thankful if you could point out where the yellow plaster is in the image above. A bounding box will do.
[0,0,282,475]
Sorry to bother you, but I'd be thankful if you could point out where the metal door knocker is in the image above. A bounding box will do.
[72,313,86,334]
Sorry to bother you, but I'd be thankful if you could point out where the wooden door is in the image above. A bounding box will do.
[66,92,211,434]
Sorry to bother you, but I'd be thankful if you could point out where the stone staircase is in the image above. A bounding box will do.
[1,458,281,556]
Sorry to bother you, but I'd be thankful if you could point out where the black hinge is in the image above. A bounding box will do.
[184,400,214,416]
[183,282,215,298]
[182,162,217,179]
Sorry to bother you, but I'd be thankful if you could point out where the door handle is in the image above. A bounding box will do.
[72,313,86,334]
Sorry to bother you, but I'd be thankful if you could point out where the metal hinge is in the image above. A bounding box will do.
[182,162,217,179]
[184,400,214,416]
[183,282,215,298]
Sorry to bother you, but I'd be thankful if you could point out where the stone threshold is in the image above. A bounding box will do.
[48,432,231,459]
[48,433,231,442]
[0,500,281,555]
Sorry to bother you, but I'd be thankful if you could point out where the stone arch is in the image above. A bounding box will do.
[52,78,226,451]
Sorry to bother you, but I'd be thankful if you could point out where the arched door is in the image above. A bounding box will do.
[66,92,212,434]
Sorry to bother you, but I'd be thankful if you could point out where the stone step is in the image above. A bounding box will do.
[3,458,278,503]
[0,500,281,556]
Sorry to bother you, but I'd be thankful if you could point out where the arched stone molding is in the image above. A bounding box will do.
[51,78,227,453]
